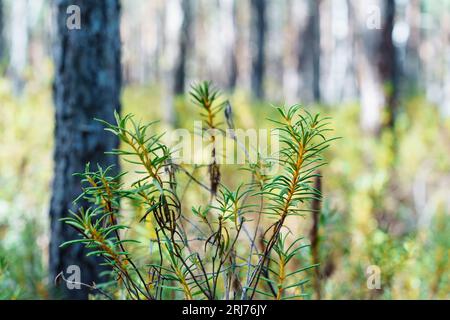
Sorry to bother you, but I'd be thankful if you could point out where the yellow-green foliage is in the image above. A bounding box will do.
[0,79,448,299]
[0,79,52,299]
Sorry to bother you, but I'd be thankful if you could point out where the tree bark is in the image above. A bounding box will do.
[298,0,321,103]
[50,0,122,299]
[250,0,266,99]
[174,0,192,95]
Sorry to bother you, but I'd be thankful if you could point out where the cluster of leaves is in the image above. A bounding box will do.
[61,81,334,300]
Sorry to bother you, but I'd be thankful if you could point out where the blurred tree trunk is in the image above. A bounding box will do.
[264,0,285,100]
[321,0,357,104]
[353,0,398,134]
[282,0,306,104]
[379,0,398,129]
[219,0,237,90]
[250,0,266,99]
[162,0,183,126]
[352,0,381,134]
[404,0,422,94]
[50,0,122,299]
[0,0,4,65]
[174,0,192,95]
[443,10,450,117]
[8,0,28,95]
[310,173,322,299]
[234,0,251,92]
[298,0,321,103]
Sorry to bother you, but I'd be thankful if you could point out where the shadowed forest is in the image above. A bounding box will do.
[0,0,449,300]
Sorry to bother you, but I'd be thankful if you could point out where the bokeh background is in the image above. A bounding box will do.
[0,0,449,299]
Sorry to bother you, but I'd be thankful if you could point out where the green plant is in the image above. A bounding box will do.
[61,81,334,300]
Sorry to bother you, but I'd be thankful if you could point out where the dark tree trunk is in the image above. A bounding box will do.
[310,173,322,299]
[223,0,238,91]
[50,0,122,299]
[379,0,398,129]
[227,43,238,91]
[298,0,321,103]
[174,0,192,95]
[250,0,266,99]
[310,0,321,103]
[0,0,4,64]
